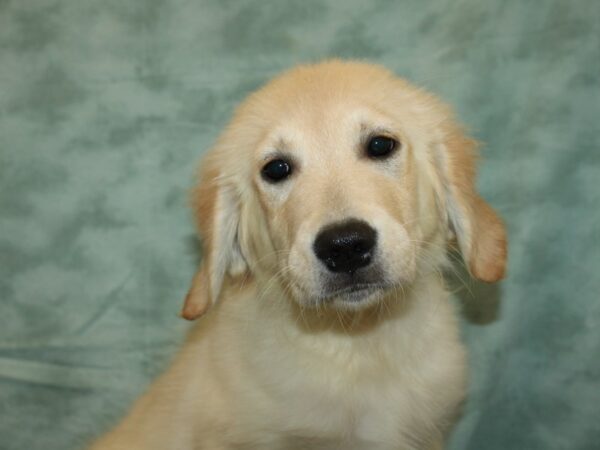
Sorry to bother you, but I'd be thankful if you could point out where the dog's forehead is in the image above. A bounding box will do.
[243,63,400,122]
[270,104,389,143]
[248,89,399,159]
[270,83,391,122]
[227,62,442,173]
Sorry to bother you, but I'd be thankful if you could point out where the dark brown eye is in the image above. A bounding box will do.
[366,135,397,159]
[261,159,292,183]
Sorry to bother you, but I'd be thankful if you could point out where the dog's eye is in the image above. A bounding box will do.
[261,158,293,183]
[366,136,397,159]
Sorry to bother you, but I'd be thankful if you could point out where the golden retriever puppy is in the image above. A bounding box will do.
[89,60,507,450]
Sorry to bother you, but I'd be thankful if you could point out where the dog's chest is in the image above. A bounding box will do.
[222,286,466,449]
[269,374,436,449]
[248,339,462,450]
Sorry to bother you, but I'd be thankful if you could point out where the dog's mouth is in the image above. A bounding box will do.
[285,260,394,309]
[318,265,389,304]
[323,283,384,300]
[319,282,389,308]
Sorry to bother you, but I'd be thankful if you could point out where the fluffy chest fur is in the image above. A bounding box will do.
[184,277,467,450]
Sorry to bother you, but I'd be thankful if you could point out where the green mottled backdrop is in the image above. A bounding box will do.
[1,1,599,449]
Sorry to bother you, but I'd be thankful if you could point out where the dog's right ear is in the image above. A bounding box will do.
[181,160,247,320]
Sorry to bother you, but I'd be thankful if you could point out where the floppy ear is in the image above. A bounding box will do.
[436,126,507,282]
[181,163,248,320]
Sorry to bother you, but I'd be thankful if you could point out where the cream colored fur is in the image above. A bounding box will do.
[89,60,507,450]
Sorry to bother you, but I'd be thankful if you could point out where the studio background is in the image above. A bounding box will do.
[1,1,599,449]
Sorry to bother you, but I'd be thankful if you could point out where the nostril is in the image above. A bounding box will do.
[353,242,366,254]
[313,219,377,274]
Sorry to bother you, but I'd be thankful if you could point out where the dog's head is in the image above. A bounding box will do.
[182,61,507,319]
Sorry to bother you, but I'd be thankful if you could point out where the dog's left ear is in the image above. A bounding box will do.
[181,161,248,320]
[436,125,507,282]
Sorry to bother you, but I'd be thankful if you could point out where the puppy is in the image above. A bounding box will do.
[89,60,507,450]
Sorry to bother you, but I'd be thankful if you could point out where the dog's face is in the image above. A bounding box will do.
[182,61,507,319]
[251,94,425,310]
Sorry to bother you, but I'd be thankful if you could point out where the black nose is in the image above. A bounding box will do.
[313,219,377,274]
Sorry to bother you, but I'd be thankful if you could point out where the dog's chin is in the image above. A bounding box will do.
[288,280,389,312]
[325,285,387,311]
